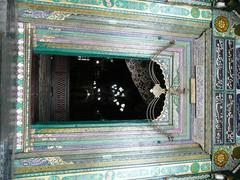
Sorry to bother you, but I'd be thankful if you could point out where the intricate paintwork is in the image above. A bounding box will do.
[14,18,205,179]
[214,93,224,145]
[12,0,235,179]
[16,0,212,21]
[215,39,224,90]
[14,23,207,178]
[225,94,235,143]
[168,173,211,180]
[14,160,211,179]
[213,37,236,146]
[213,10,240,38]
[226,40,235,90]
[192,32,208,149]
[204,29,212,154]
[236,48,240,137]
[214,149,229,168]
[16,23,25,153]
[168,0,211,7]
[237,94,240,136]
[236,48,240,89]
[214,16,229,33]
[212,145,235,171]
[191,8,200,18]
[211,10,240,173]
[16,22,32,153]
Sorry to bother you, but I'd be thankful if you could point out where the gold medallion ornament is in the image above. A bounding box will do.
[214,149,229,168]
[214,16,229,33]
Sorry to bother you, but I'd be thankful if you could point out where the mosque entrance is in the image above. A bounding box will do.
[31,55,166,122]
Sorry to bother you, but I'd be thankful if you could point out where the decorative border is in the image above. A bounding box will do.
[211,9,240,172]
[212,38,236,146]
[30,22,192,140]
[14,22,204,178]
[237,93,240,136]
[14,161,211,180]
[236,48,240,136]
[168,0,211,7]
[212,145,235,171]
[16,22,32,153]
[16,0,212,21]
[192,31,210,150]
[212,36,237,171]
[224,39,236,144]
[16,23,25,153]
[236,48,240,90]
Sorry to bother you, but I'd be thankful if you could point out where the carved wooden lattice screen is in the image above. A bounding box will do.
[51,56,69,121]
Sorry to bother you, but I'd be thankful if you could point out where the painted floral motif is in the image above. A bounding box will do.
[159,6,190,16]
[172,68,179,86]
[150,3,160,14]
[214,16,229,33]
[47,176,60,180]
[200,163,211,171]
[172,95,179,112]
[214,149,229,167]
[105,171,115,180]
[62,174,104,180]
[115,0,147,11]
[20,158,49,167]
[161,165,189,175]
[201,10,211,19]
[103,0,114,8]
[18,9,71,21]
[190,162,200,173]
[45,157,74,165]
[47,11,71,21]
[191,8,200,18]
[18,9,52,19]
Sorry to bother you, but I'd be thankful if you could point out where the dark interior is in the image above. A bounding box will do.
[31,55,166,122]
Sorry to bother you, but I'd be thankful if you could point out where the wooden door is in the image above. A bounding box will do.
[51,56,70,121]
[32,54,52,123]
[31,55,70,122]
